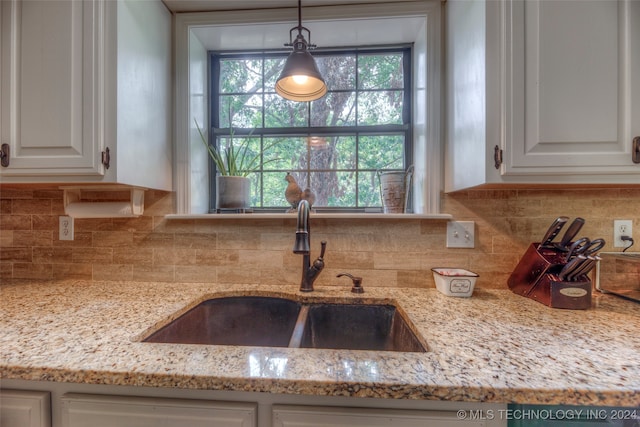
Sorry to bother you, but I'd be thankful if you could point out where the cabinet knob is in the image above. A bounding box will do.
[633,137,640,164]
[0,143,10,167]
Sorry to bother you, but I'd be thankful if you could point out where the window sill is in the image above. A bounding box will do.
[165,212,452,220]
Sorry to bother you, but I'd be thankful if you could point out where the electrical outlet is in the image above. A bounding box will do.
[446,221,475,248]
[59,216,74,241]
[613,219,632,248]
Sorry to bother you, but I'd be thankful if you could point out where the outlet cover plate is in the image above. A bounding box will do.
[446,221,475,248]
[613,219,632,248]
[59,215,74,241]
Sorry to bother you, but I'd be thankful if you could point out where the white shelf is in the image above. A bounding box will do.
[165,213,452,220]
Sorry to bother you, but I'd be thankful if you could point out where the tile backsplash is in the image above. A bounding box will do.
[1,184,638,289]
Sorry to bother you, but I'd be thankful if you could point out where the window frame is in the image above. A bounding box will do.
[207,46,414,212]
[174,2,443,216]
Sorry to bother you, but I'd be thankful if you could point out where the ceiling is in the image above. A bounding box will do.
[162,0,424,13]
[190,16,426,50]
[165,1,428,50]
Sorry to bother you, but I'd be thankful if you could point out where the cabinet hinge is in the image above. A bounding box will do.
[494,145,503,169]
[0,143,10,167]
[101,147,110,169]
[633,136,640,164]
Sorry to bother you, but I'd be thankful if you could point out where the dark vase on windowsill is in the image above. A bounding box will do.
[216,176,250,210]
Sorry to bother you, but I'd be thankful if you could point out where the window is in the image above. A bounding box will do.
[176,5,443,216]
[208,47,412,211]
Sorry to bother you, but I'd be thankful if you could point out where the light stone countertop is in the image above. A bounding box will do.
[1,280,639,406]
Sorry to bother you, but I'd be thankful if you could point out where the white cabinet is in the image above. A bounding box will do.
[0,0,103,176]
[61,393,257,427]
[445,0,640,191]
[273,405,493,427]
[0,389,51,427]
[0,0,172,190]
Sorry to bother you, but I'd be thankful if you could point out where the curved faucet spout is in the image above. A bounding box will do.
[293,200,310,254]
[292,199,326,292]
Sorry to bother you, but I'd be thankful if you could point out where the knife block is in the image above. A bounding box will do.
[508,242,592,309]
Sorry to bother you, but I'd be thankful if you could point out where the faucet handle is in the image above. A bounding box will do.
[337,272,364,293]
[319,240,327,258]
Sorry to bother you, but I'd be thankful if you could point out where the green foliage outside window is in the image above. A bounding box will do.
[210,47,411,210]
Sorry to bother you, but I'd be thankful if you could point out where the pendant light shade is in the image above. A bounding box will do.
[275,0,327,102]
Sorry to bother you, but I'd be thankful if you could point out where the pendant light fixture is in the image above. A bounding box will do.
[275,0,327,102]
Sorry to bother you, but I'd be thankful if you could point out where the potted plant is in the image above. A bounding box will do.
[195,118,282,211]
[194,119,256,210]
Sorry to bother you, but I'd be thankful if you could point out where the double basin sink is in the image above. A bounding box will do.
[143,296,427,353]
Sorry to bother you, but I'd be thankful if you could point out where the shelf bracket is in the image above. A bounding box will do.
[61,185,146,218]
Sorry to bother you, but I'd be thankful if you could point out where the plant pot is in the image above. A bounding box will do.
[216,176,251,209]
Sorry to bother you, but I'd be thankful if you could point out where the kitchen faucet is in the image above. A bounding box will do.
[293,199,326,292]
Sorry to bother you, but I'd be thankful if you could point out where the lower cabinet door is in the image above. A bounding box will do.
[0,389,51,427]
[273,405,488,427]
[61,393,256,427]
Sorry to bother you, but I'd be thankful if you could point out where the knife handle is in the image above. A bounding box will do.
[555,217,585,250]
[558,255,586,281]
[538,216,569,249]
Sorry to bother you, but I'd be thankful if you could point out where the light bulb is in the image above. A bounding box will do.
[292,75,309,85]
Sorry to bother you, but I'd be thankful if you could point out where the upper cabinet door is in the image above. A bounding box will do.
[503,0,640,175]
[0,0,104,176]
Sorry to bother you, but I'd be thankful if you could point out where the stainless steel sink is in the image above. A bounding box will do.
[144,296,301,347]
[299,303,426,352]
[143,296,426,352]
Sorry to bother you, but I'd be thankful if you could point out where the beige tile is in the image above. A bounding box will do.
[53,263,92,280]
[0,188,33,199]
[238,249,283,267]
[175,265,217,283]
[217,232,261,250]
[397,270,432,288]
[259,267,299,286]
[325,251,374,269]
[217,266,261,284]
[16,230,54,247]
[0,262,12,278]
[373,252,422,270]
[196,249,240,266]
[113,247,154,266]
[133,265,175,282]
[175,232,216,249]
[133,232,174,248]
[72,247,113,264]
[32,215,57,231]
[13,263,52,279]
[32,189,64,199]
[420,253,470,270]
[53,232,92,247]
[33,247,73,264]
[93,264,133,281]
[0,199,11,214]
[1,214,32,231]
[0,248,32,263]
[12,199,51,215]
[153,248,196,266]
[74,218,113,232]
[93,231,134,247]
[0,230,13,247]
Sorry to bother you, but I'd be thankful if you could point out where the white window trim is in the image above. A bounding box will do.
[173,2,443,216]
